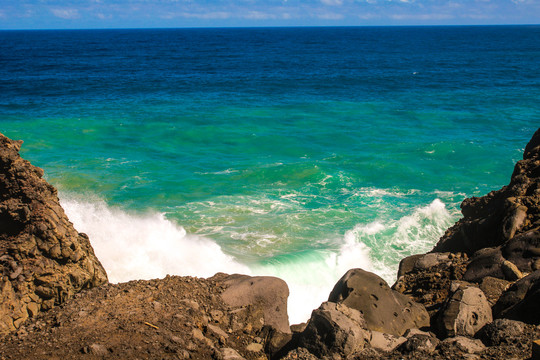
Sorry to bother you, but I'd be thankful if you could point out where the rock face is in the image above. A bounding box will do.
[328,268,430,336]
[433,128,540,276]
[0,133,108,335]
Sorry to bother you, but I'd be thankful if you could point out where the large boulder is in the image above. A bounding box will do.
[432,128,540,257]
[296,301,370,358]
[435,284,492,338]
[216,273,291,334]
[0,133,108,335]
[329,268,429,336]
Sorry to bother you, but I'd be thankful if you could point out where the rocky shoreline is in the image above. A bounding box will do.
[1,129,540,359]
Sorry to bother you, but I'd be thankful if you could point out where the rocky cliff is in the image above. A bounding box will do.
[1,129,540,360]
[0,133,108,335]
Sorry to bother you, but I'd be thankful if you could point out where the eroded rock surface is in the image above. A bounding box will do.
[0,133,107,335]
[329,268,430,336]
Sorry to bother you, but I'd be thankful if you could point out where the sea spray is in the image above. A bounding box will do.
[60,195,251,282]
[60,193,456,324]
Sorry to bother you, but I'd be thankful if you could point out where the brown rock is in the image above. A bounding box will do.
[436,285,492,338]
[329,268,429,336]
[217,273,290,334]
[0,133,108,335]
[479,276,510,306]
[432,128,540,255]
[296,301,370,358]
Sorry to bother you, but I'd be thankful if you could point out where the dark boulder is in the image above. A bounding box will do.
[329,268,429,336]
[296,301,370,358]
[493,269,540,324]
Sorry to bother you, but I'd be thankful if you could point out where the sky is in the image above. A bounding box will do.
[0,0,539,29]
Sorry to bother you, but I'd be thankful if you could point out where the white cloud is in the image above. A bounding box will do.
[390,13,453,20]
[179,11,232,19]
[317,12,345,19]
[51,8,80,19]
[96,12,112,20]
[243,11,277,19]
[321,0,344,6]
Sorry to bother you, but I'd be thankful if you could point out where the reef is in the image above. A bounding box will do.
[1,129,540,360]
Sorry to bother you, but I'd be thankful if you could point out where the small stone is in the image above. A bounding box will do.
[207,324,229,339]
[26,302,40,318]
[221,348,246,360]
[88,343,109,356]
[192,328,206,341]
[246,342,264,352]
[442,336,486,354]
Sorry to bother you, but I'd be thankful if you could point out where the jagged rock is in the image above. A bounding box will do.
[296,301,370,358]
[436,285,492,338]
[329,268,429,336]
[393,252,469,314]
[0,133,108,335]
[433,128,540,256]
[493,269,540,324]
[215,273,290,334]
[476,318,526,346]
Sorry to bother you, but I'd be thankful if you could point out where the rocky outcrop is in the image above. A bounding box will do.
[328,268,430,336]
[0,133,107,335]
[433,128,540,271]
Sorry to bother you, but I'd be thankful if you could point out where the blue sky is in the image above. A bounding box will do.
[0,0,538,29]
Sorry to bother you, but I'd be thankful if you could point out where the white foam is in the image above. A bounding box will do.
[60,194,251,283]
[59,193,456,325]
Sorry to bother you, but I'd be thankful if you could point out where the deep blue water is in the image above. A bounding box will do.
[0,26,538,322]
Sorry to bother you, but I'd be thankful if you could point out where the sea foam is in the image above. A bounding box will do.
[60,195,251,283]
[60,193,454,324]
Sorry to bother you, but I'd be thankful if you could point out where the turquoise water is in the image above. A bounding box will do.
[1,27,538,322]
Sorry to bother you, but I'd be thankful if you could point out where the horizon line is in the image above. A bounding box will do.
[1,23,539,31]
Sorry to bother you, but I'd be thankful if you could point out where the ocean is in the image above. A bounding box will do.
[0,26,538,323]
